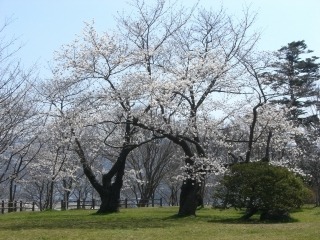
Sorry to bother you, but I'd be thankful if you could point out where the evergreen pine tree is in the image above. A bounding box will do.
[267,40,319,123]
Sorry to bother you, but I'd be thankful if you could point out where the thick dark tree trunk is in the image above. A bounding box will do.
[96,149,128,213]
[75,138,132,214]
[178,179,201,216]
[97,185,122,213]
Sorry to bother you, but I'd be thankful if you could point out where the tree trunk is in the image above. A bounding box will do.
[75,118,136,214]
[178,179,201,216]
[169,185,179,206]
[49,181,54,210]
[316,184,320,207]
[138,198,149,207]
[62,179,71,210]
[96,147,130,213]
[97,185,121,213]
[8,178,16,213]
[138,186,154,207]
[241,207,258,220]
[96,174,125,213]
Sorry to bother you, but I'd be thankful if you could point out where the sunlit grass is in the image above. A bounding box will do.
[0,206,319,240]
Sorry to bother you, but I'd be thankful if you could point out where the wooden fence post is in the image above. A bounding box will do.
[91,199,95,209]
[8,201,12,213]
[0,198,165,213]
[61,200,65,210]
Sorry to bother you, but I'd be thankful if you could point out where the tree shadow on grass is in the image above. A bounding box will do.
[162,213,196,220]
[1,212,172,231]
[208,216,299,224]
[3,220,172,231]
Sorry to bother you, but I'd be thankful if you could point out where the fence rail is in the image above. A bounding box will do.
[63,198,163,210]
[61,199,97,210]
[1,201,36,214]
[1,198,163,214]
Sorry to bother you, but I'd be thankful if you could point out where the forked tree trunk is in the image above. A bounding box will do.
[75,137,134,214]
[97,179,123,213]
[97,149,128,214]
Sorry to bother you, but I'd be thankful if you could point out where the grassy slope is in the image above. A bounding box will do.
[0,206,319,240]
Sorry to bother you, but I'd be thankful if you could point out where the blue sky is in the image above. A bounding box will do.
[1,0,319,77]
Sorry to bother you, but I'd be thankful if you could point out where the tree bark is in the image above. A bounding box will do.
[75,135,135,213]
[98,153,127,213]
[49,181,54,210]
[240,207,258,220]
[97,181,123,213]
[8,178,16,213]
[164,136,201,216]
[178,179,201,216]
[165,136,203,216]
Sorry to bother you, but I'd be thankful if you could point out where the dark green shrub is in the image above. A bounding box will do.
[214,162,311,221]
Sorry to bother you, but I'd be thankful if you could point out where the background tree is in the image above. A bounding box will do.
[125,2,259,216]
[266,41,320,203]
[297,88,320,205]
[23,120,80,210]
[48,0,193,214]
[0,19,41,210]
[125,138,176,206]
[267,40,319,121]
[224,51,303,166]
[46,38,160,213]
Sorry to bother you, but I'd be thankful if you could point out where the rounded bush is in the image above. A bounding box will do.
[214,162,311,220]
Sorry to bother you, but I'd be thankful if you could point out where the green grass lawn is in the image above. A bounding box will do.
[0,206,319,240]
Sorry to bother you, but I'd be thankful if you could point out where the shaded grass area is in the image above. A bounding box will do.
[0,206,319,240]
